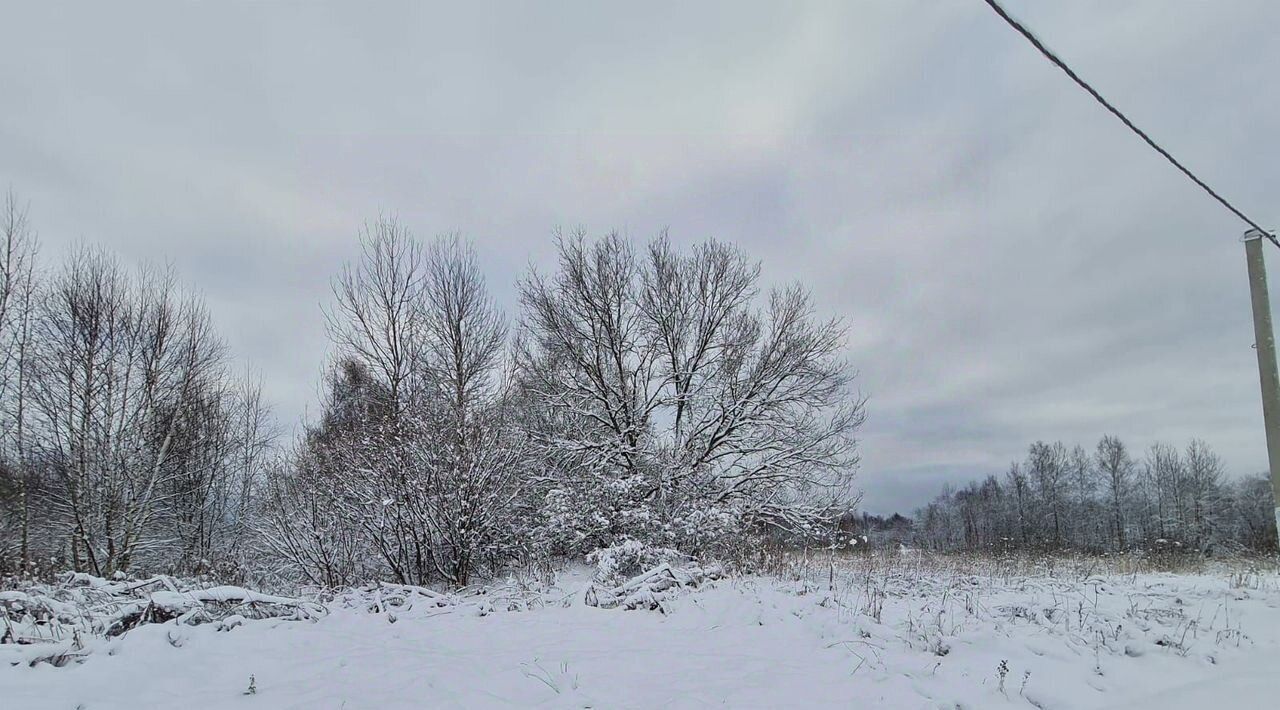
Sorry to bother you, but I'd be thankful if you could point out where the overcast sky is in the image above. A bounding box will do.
[3,1,1278,513]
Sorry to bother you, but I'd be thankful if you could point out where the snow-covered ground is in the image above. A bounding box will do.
[4,556,1279,709]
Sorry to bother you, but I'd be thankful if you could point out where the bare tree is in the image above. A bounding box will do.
[1095,434,1132,550]
[312,219,435,583]
[28,249,227,574]
[1229,473,1277,550]
[518,231,864,549]
[518,232,653,481]
[1068,444,1097,548]
[1142,442,1184,542]
[1005,462,1029,545]
[292,226,525,587]
[0,197,280,579]
[412,236,520,586]
[0,191,38,399]
[164,370,276,574]
[257,447,371,588]
[325,218,424,418]
[1182,439,1224,549]
[1027,441,1068,547]
[0,191,39,572]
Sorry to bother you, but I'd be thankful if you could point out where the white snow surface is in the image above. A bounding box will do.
[4,558,1279,709]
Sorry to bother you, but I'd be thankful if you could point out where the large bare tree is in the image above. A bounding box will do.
[518,231,864,548]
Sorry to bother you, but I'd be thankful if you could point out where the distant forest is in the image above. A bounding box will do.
[846,437,1276,554]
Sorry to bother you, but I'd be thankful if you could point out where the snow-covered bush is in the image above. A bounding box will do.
[587,539,687,588]
[583,539,724,611]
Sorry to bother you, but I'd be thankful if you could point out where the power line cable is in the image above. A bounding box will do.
[979,0,1277,246]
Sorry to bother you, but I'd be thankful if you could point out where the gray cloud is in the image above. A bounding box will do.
[3,0,1277,514]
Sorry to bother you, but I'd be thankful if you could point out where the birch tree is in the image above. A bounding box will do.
[28,249,228,574]
[0,191,39,572]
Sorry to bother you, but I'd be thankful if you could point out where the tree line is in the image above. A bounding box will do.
[912,436,1276,554]
[0,196,865,587]
[0,194,275,579]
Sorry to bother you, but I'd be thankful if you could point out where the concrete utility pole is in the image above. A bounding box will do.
[1243,228,1280,549]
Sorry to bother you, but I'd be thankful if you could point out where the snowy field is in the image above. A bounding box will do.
[4,555,1279,709]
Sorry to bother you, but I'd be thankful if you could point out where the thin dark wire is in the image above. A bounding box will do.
[980,0,1278,246]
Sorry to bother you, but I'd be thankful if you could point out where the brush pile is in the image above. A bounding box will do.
[1,572,323,666]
